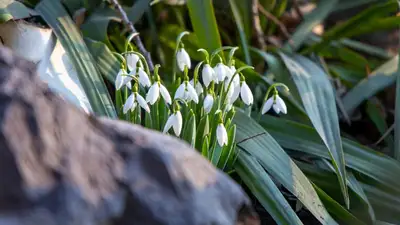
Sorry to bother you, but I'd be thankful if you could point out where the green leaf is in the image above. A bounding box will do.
[182,111,196,147]
[258,115,400,192]
[305,1,398,53]
[366,100,393,148]
[342,56,398,115]
[84,38,120,83]
[228,0,251,65]
[236,152,303,225]
[395,29,400,161]
[313,185,366,225]
[279,52,349,208]
[217,124,236,171]
[36,0,117,118]
[80,7,121,48]
[187,0,222,52]
[284,0,338,51]
[234,110,338,225]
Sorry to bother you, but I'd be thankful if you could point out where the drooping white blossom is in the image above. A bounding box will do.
[174,81,199,103]
[217,123,228,146]
[176,48,191,72]
[261,95,287,114]
[203,94,214,114]
[202,64,216,87]
[126,54,140,72]
[115,69,132,90]
[163,111,183,136]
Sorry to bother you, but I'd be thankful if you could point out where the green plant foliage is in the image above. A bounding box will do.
[12,0,400,224]
[35,0,117,118]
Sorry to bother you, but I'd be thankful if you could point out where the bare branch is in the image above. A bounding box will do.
[108,0,155,71]
[251,0,266,50]
[258,3,294,47]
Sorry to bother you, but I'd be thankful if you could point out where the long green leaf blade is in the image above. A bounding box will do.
[279,52,349,208]
[228,0,251,65]
[36,0,116,118]
[236,152,303,225]
[187,0,222,52]
[395,26,400,161]
[234,110,337,225]
[258,115,400,191]
[342,56,398,114]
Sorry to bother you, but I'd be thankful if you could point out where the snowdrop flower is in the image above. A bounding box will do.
[203,94,214,114]
[224,68,240,90]
[137,67,151,87]
[126,54,140,72]
[123,92,150,114]
[202,64,216,87]
[213,63,230,83]
[262,95,287,114]
[163,111,183,136]
[174,81,199,103]
[217,123,228,146]
[115,69,132,90]
[190,79,203,96]
[146,82,172,105]
[240,81,253,105]
[176,48,191,72]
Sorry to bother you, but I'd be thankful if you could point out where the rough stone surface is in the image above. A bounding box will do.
[0,46,259,225]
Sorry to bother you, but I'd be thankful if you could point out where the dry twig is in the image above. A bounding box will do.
[251,0,266,50]
[292,0,304,20]
[258,3,293,46]
[109,0,155,71]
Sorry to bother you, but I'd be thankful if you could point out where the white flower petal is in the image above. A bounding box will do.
[173,111,183,136]
[214,63,228,82]
[138,68,151,87]
[146,83,160,105]
[186,82,199,103]
[275,95,287,114]
[176,48,191,71]
[127,54,140,72]
[203,94,214,114]
[130,103,137,112]
[190,79,203,96]
[196,82,203,95]
[174,83,186,100]
[240,82,253,105]
[217,123,228,146]
[202,64,214,87]
[273,103,281,114]
[136,93,150,113]
[159,84,172,104]
[115,69,125,90]
[229,84,241,104]
[163,114,175,133]
[261,97,274,114]
[123,93,135,114]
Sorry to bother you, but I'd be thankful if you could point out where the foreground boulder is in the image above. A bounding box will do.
[0,46,259,225]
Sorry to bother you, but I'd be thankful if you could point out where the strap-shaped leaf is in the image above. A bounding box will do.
[279,52,349,207]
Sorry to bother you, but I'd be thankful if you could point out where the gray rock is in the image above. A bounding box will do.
[0,46,259,225]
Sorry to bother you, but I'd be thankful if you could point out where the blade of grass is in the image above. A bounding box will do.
[234,110,338,225]
[279,52,349,208]
[36,0,117,118]
[187,0,222,52]
[236,152,303,225]
[394,26,400,161]
[228,0,251,65]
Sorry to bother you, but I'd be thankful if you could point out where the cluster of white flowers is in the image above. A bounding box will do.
[115,43,287,148]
